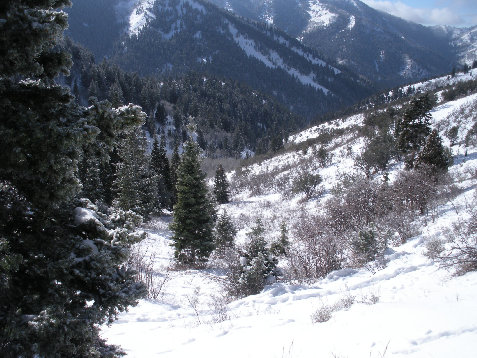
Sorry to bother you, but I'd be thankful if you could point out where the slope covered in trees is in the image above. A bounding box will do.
[64,39,305,157]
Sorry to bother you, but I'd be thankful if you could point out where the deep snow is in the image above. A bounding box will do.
[101,85,477,357]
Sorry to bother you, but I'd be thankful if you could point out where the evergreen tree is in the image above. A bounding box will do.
[415,129,452,176]
[151,135,173,210]
[88,78,100,100]
[214,210,237,254]
[214,164,230,204]
[170,141,181,206]
[115,128,156,218]
[109,78,124,108]
[234,219,279,296]
[0,1,147,356]
[170,140,216,265]
[395,94,434,167]
[78,152,104,203]
[271,221,290,256]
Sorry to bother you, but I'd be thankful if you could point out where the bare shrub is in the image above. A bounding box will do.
[312,293,356,323]
[208,294,231,323]
[186,286,202,325]
[390,168,438,215]
[326,176,387,233]
[127,247,169,300]
[287,214,344,281]
[425,238,445,260]
[311,304,333,323]
[434,210,477,275]
[335,293,355,310]
[359,292,380,305]
[379,211,420,245]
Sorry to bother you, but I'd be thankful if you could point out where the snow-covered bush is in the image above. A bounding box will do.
[225,220,279,297]
[311,304,333,323]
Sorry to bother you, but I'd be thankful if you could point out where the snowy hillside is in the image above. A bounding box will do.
[101,79,477,357]
[110,0,371,118]
[206,0,462,88]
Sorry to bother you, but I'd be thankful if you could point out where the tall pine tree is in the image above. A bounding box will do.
[415,129,452,176]
[0,1,146,355]
[214,164,230,204]
[395,94,434,167]
[170,140,215,265]
[170,141,181,206]
[115,128,156,218]
[151,135,172,210]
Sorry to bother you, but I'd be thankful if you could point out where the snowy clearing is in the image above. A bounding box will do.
[102,89,477,357]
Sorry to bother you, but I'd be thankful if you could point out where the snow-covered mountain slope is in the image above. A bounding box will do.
[101,78,477,357]
[110,0,371,118]
[128,0,157,36]
[206,0,469,88]
[451,26,477,66]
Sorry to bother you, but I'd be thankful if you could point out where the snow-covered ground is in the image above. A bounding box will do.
[101,90,477,357]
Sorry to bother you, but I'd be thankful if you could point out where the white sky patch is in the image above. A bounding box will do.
[362,0,463,26]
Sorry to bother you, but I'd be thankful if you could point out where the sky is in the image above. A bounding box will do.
[362,0,477,27]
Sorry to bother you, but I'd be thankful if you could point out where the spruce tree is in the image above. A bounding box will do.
[415,129,452,176]
[0,1,146,355]
[170,142,181,206]
[271,221,290,256]
[234,219,279,296]
[151,135,172,210]
[115,128,156,218]
[214,210,237,254]
[214,163,230,204]
[395,94,434,167]
[170,140,216,265]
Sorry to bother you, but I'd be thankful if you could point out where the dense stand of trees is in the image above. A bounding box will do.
[63,39,305,158]
[0,1,147,355]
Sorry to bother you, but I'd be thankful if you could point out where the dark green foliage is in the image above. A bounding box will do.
[315,146,332,168]
[396,94,434,153]
[0,1,147,355]
[357,131,397,175]
[271,222,290,257]
[351,229,380,266]
[170,141,216,265]
[108,1,370,119]
[291,171,322,199]
[395,94,435,167]
[214,210,237,254]
[415,129,452,176]
[214,164,230,204]
[230,219,279,297]
[170,142,181,206]
[115,128,156,218]
[151,136,173,210]
[446,126,459,146]
[442,79,477,102]
[63,39,309,157]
